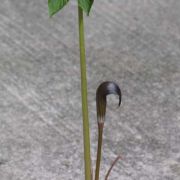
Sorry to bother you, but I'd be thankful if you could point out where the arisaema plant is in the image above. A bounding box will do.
[48,1,122,179]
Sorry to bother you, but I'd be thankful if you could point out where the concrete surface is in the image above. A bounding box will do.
[0,0,180,179]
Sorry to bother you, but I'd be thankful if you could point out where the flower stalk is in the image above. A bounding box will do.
[95,122,104,180]
[95,82,121,180]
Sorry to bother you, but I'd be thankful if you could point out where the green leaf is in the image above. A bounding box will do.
[48,0,69,17]
[78,0,94,15]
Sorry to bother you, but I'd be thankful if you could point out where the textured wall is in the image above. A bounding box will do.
[0,0,180,179]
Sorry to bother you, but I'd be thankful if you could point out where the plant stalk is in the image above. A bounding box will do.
[105,156,121,180]
[78,5,92,180]
[95,123,104,180]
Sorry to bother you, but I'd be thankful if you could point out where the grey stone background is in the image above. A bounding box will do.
[0,0,180,179]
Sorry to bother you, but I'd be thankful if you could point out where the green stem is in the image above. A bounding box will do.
[95,123,104,180]
[78,5,92,180]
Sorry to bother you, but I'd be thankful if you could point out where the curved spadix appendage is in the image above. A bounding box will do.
[96,81,121,124]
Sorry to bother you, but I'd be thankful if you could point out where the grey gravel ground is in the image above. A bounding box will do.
[0,0,180,179]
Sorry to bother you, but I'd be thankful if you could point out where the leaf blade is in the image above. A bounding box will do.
[48,0,69,17]
[78,0,94,15]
